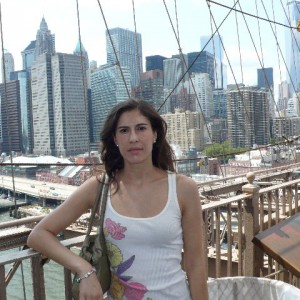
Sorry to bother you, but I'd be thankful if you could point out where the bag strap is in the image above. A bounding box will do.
[98,174,109,232]
[98,174,109,255]
[86,173,107,236]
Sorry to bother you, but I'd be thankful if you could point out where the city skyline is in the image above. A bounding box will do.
[0,0,288,92]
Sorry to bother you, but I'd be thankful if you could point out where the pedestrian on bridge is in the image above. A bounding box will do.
[27,98,208,300]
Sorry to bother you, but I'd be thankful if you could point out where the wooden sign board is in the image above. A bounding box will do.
[252,212,300,277]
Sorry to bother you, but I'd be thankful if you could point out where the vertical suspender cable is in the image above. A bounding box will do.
[75,0,91,158]
[131,0,143,99]
[0,3,17,216]
[0,4,27,299]
[96,0,131,98]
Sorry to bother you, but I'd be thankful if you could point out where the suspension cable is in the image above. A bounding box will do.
[162,0,242,178]
[95,0,131,98]
[260,0,300,116]
[233,0,244,84]
[158,0,238,113]
[131,0,143,99]
[75,0,91,158]
[255,0,264,69]
[208,4,228,172]
[208,2,266,163]
[279,0,300,113]
[272,0,285,137]
[0,2,17,216]
[207,0,298,30]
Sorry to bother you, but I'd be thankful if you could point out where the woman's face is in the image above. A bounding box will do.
[114,109,157,166]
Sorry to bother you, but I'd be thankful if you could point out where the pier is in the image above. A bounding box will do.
[0,199,29,213]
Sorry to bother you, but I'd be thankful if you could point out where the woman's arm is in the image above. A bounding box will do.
[177,175,208,300]
[27,175,105,298]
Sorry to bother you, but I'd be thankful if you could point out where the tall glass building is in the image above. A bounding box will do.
[35,17,55,59]
[91,64,131,142]
[257,67,274,89]
[200,35,227,89]
[187,51,215,88]
[31,53,89,156]
[285,1,300,92]
[1,50,15,83]
[106,27,142,89]
[146,55,167,71]
[10,70,30,153]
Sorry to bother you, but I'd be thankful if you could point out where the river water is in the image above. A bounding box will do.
[0,211,68,300]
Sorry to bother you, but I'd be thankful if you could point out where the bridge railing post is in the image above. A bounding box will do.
[242,172,263,276]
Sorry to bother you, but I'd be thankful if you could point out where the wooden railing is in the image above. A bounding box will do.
[1,169,300,298]
[0,236,85,300]
[202,172,300,286]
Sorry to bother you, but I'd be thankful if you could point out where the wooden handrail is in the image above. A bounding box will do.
[0,215,45,230]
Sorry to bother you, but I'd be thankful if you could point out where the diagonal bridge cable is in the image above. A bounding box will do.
[207,1,268,167]
[160,0,242,179]
[158,0,241,113]
[207,0,299,30]
[0,3,17,216]
[95,0,131,98]
[75,0,91,159]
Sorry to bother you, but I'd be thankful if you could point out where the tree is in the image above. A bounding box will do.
[204,141,248,163]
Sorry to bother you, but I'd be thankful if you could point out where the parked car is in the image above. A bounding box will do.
[50,187,55,190]
[30,184,35,188]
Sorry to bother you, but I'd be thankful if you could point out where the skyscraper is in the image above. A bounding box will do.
[91,64,131,142]
[257,67,274,89]
[213,89,227,119]
[277,80,290,114]
[73,40,89,72]
[73,40,91,142]
[137,69,164,110]
[31,53,89,156]
[21,41,36,71]
[285,1,300,92]
[201,35,227,89]
[35,17,55,59]
[162,110,204,151]
[1,50,15,83]
[10,70,30,153]
[163,57,184,91]
[187,51,215,88]
[201,35,223,62]
[146,55,167,71]
[0,81,22,153]
[190,73,214,118]
[106,27,142,88]
[257,67,275,121]
[227,86,270,148]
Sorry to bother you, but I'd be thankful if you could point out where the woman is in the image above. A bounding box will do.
[27,99,208,300]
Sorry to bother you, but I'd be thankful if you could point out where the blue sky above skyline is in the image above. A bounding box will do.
[0,0,289,93]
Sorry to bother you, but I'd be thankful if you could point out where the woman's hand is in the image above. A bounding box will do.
[79,273,105,300]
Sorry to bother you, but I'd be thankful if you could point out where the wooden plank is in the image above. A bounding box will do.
[0,265,7,300]
[31,256,46,300]
[0,235,85,265]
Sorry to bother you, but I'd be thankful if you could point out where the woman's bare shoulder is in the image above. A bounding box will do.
[176,173,198,192]
[69,174,105,205]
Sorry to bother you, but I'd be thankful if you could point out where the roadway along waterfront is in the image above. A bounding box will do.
[0,175,78,201]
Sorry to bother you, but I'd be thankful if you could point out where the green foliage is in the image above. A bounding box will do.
[204,141,248,163]
[41,207,51,214]
[269,137,283,145]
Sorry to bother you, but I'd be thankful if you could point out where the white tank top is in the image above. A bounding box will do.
[104,172,191,300]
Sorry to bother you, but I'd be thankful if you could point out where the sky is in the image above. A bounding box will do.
[0,0,289,94]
